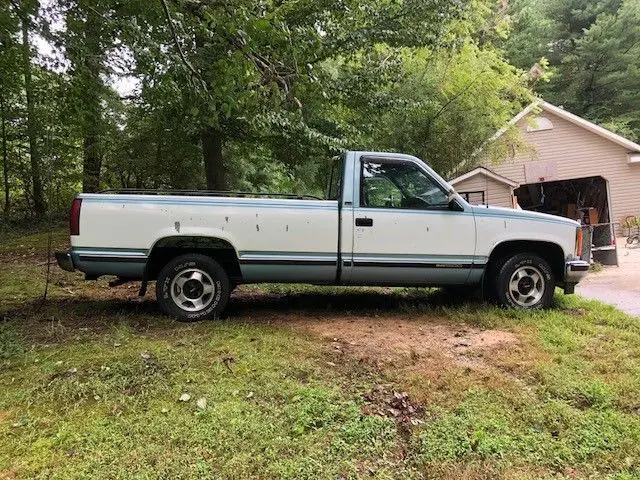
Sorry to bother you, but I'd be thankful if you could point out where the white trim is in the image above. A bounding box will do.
[628,153,640,164]
[485,102,539,145]
[450,167,519,188]
[526,116,553,132]
[490,100,640,153]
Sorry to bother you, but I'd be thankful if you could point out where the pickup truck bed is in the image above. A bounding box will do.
[57,151,590,321]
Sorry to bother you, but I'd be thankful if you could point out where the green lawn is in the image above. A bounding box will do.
[1,230,639,479]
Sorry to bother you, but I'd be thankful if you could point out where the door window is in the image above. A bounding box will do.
[361,159,449,209]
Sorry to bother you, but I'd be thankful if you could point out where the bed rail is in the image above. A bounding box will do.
[99,188,322,201]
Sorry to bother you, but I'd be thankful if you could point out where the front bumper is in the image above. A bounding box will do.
[55,250,75,272]
[565,259,590,284]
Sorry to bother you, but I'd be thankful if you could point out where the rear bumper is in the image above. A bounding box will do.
[55,250,75,272]
[565,259,590,286]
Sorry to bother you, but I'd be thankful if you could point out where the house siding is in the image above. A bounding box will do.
[486,110,640,227]
[453,174,513,208]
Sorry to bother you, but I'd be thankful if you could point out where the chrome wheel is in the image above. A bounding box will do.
[508,265,545,307]
[170,268,216,312]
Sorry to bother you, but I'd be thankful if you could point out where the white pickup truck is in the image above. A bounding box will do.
[56,151,589,321]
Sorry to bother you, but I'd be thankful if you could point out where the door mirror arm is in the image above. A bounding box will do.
[448,199,464,211]
[447,191,464,212]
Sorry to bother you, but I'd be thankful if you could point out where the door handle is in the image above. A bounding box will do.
[355,217,373,227]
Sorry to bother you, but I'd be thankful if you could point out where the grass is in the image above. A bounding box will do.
[589,261,604,273]
[1,229,639,479]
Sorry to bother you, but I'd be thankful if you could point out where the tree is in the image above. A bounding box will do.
[60,0,115,192]
[143,0,464,189]
[12,0,46,216]
[505,0,640,140]
[0,0,22,214]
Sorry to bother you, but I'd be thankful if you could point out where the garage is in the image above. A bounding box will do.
[513,176,617,264]
[449,100,640,266]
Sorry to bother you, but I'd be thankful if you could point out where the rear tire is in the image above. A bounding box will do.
[156,254,230,322]
[495,253,554,309]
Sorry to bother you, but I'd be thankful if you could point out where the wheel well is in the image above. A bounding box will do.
[487,240,565,282]
[145,236,242,283]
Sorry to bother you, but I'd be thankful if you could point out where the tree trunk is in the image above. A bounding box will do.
[20,9,45,217]
[201,126,225,190]
[81,7,103,193]
[82,133,101,192]
[0,94,9,215]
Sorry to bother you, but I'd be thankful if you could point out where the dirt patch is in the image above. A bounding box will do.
[291,316,518,366]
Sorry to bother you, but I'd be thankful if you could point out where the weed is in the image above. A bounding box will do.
[0,323,25,360]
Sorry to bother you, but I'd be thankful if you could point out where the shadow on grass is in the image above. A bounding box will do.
[1,286,489,343]
[227,287,486,317]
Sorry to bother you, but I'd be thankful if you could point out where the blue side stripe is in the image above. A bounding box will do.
[473,211,575,226]
[72,247,148,254]
[240,251,488,265]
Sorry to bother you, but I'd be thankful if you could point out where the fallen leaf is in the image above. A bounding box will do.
[196,397,207,410]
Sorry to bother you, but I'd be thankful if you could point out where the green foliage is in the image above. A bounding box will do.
[1,0,539,220]
[0,323,25,360]
[5,0,635,218]
[2,231,640,478]
[505,0,640,142]
[363,43,532,173]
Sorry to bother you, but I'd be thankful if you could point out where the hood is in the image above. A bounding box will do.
[471,205,580,227]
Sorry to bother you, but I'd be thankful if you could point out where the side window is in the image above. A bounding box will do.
[326,156,344,200]
[361,160,449,209]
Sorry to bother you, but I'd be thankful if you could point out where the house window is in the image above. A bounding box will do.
[459,191,485,205]
[526,116,553,132]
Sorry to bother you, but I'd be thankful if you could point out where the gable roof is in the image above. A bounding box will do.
[449,99,640,179]
[494,100,640,153]
[449,166,519,188]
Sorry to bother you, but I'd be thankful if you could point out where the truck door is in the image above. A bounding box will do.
[345,155,478,286]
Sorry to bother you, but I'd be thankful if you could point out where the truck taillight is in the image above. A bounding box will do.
[70,198,82,236]
[575,227,583,257]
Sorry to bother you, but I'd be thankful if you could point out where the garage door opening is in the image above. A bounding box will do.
[514,176,618,265]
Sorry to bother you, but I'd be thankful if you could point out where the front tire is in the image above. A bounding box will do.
[156,254,230,321]
[495,253,554,309]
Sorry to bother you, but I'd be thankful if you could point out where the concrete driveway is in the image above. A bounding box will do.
[576,240,640,316]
